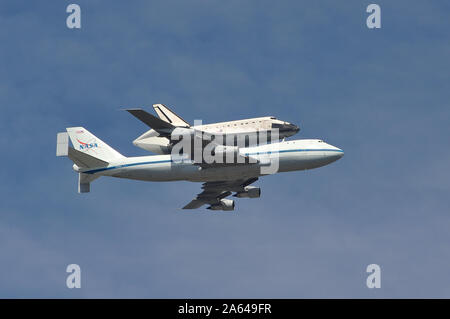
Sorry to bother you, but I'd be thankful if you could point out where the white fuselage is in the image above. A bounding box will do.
[78,139,343,182]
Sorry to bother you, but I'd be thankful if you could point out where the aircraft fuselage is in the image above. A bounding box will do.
[77,139,343,183]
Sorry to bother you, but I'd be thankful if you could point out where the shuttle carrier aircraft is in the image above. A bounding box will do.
[56,113,343,210]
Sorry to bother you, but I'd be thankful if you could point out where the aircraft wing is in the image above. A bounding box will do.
[182,177,259,210]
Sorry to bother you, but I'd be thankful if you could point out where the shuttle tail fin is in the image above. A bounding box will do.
[153,104,190,127]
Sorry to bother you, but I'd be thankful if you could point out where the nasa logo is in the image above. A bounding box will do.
[77,139,98,150]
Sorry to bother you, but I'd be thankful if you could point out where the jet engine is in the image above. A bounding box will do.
[234,186,261,198]
[207,199,235,211]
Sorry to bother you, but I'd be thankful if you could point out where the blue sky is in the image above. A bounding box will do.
[0,0,449,297]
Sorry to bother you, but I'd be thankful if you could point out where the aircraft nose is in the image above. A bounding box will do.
[326,152,343,165]
[330,148,344,161]
[323,143,344,163]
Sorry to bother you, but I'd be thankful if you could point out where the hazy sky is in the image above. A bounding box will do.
[0,1,449,297]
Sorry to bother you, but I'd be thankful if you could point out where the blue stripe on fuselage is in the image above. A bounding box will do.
[243,148,343,156]
[83,148,343,174]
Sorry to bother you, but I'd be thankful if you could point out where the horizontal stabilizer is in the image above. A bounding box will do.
[56,132,69,156]
[68,147,109,168]
[78,172,99,193]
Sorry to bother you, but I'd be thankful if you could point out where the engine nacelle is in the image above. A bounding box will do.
[207,199,235,211]
[234,186,261,198]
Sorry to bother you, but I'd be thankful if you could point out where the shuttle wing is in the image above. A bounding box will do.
[182,177,258,210]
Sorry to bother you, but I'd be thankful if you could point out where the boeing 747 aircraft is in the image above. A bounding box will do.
[130,104,300,154]
[56,115,343,210]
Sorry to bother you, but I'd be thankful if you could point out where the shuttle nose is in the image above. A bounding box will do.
[272,122,300,135]
[291,123,300,133]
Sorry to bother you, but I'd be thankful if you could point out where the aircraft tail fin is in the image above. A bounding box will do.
[153,104,190,127]
[64,127,125,163]
[57,128,125,193]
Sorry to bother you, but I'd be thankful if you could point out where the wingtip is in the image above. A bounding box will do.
[124,108,144,112]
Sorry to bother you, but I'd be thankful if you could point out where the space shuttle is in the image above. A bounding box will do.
[129,104,300,154]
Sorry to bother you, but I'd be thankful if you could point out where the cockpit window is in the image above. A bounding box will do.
[270,117,276,120]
